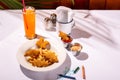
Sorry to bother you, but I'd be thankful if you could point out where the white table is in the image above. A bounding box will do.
[0,10,120,80]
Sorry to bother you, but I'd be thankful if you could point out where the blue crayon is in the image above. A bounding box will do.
[58,74,76,80]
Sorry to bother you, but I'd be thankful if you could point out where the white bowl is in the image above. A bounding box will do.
[16,39,67,72]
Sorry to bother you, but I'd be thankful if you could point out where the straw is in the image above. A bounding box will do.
[22,0,28,29]
[22,0,26,12]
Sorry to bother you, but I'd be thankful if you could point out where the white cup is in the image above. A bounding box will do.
[56,19,75,34]
[56,6,75,34]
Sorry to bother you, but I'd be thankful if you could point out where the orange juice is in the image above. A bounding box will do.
[23,6,36,39]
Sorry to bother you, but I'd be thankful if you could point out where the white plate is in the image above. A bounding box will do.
[17,39,67,72]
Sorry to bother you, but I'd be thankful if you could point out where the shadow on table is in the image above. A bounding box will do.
[71,28,92,39]
[20,54,71,80]
[74,15,119,50]
[75,52,89,61]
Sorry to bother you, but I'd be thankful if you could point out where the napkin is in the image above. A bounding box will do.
[56,6,74,23]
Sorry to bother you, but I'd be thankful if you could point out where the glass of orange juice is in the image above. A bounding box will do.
[22,6,36,39]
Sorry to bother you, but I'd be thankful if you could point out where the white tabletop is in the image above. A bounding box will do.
[0,10,120,80]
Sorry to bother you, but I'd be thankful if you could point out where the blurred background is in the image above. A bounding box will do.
[0,0,120,9]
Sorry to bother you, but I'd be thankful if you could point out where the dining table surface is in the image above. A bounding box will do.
[0,9,120,80]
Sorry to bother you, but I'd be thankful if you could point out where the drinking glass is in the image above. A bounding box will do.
[23,6,36,39]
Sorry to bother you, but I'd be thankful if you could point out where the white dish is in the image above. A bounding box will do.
[17,39,67,72]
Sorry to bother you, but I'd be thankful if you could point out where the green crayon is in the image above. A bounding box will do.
[74,67,80,74]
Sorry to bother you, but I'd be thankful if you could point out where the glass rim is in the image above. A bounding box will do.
[22,6,35,12]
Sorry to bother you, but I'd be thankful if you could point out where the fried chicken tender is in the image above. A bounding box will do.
[36,37,50,49]
[59,31,67,39]
[59,31,72,43]
[36,37,44,48]
[24,49,40,59]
